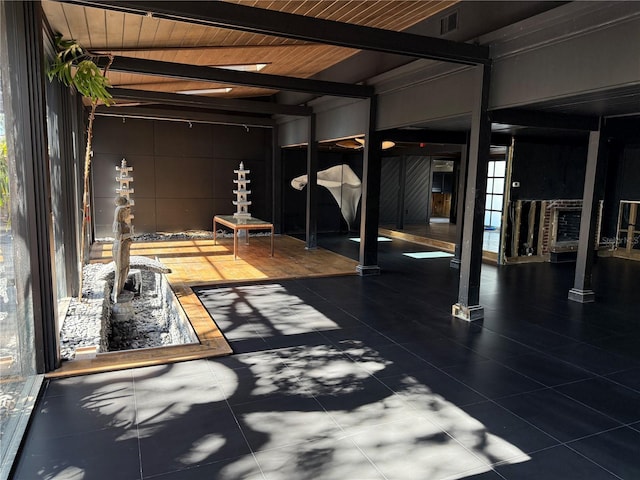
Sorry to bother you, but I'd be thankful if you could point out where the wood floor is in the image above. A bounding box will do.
[48,234,359,378]
[379,223,457,253]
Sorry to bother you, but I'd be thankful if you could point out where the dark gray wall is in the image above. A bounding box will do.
[282,149,363,234]
[379,156,432,226]
[404,156,432,224]
[91,116,272,236]
[510,140,588,201]
[379,157,400,225]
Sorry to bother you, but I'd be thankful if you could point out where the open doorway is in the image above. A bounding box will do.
[430,160,455,222]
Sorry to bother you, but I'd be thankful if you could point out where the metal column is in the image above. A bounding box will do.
[357,96,382,275]
[569,118,607,303]
[305,114,318,249]
[452,64,492,321]
[271,124,282,234]
[450,135,470,269]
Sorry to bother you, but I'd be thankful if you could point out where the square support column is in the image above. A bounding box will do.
[271,124,283,234]
[305,114,318,250]
[357,96,381,276]
[452,64,492,321]
[450,135,470,269]
[569,118,607,303]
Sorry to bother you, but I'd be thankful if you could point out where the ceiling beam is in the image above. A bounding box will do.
[99,56,373,98]
[109,88,312,117]
[58,0,490,66]
[381,129,470,145]
[95,105,275,128]
[491,108,600,131]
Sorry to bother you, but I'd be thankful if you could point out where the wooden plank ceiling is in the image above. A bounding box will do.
[42,0,457,99]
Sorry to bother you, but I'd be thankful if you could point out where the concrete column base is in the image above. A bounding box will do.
[452,303,484,321]
[356,265,381,276]
[568,288,596,303]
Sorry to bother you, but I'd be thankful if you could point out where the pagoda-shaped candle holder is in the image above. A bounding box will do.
[233,161,252,218]
[116,158,134,220]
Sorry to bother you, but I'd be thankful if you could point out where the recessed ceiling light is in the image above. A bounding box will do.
[354,137,396,150]
[177,87,233,95]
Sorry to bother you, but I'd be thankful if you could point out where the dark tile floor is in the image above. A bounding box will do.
[11,234,640,479]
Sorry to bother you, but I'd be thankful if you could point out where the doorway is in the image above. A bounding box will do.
[430,160,455,222]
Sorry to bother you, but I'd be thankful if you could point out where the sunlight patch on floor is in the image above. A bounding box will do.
[349,236,392,242]
[403,251,454,259]
[217,344,531,479]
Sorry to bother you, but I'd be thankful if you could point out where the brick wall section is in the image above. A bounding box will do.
[542,200,583,255]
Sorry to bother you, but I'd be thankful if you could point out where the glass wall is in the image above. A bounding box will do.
[0,2,49,477]
[0,49,42,480]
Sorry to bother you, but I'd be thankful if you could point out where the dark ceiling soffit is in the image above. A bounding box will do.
[491,108,600,131]
[109,87,312,117]
[95,105,275,128]
[57,0,490,66]
[381,129,513,147]
[382,129,469,145]
[98,56,373,99]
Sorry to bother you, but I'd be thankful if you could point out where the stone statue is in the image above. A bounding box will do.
[112,196,133,302]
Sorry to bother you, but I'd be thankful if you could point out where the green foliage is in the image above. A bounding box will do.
[47,35,113,104]
[0,139,9,210]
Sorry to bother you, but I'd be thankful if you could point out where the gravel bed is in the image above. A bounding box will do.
[60,232,206,360]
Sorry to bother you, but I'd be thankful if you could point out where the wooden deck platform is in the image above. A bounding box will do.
[48,234,358,378]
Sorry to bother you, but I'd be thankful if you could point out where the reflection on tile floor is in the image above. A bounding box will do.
[11,234,640,479]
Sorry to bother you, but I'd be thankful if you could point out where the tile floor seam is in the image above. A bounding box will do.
[478,324,578,357]
[562,442,626,480]
[564,423,639,445]
[131,375,145,480]
[415,354,553,404]
[204,358,258,438]
[348,437,390,480]
[547,384,632,426]
[216,380,267,479]
[482,397,567,448]
[601,371,640,394]
[488,444,565,473]
[490,353,598,389]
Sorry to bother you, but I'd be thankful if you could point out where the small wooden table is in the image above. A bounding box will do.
[213,215,274,260]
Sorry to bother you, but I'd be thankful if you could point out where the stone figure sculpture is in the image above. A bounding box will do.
[112,195,133,302]
[291,164,362,231]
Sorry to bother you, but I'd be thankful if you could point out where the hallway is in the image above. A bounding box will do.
[11,235,640,479]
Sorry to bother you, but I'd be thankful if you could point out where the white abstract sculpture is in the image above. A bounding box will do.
[291,164,362,230]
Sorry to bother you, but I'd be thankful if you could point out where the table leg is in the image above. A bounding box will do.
[270,226,274,256]
[245,229,249,245]
[234,228,238,260]
[213,219,217,245]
